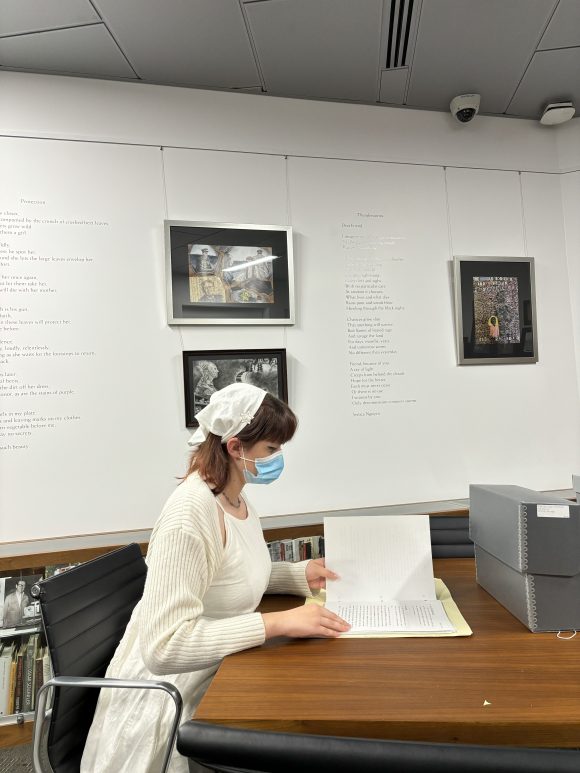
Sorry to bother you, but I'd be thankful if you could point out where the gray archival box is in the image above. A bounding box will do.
[469,485,580,632]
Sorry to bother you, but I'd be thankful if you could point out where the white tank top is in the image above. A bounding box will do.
[203,496,271,617]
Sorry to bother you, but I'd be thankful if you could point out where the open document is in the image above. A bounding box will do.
[324,515,455,634]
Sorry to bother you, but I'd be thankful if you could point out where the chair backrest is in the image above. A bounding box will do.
[33,543,147,773]
[176,721,580,773]
[429,514,474,558]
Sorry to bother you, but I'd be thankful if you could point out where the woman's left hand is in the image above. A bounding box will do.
[305,558,339,590]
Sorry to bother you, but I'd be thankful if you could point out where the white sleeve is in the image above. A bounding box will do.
[138,527,265,675]
[266,560,312,597]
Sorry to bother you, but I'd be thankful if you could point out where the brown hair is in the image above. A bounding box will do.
[184,393,297,493]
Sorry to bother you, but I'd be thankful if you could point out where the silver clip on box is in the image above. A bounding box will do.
[469,485,580,632]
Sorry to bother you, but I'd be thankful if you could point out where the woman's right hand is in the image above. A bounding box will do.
[262,604,351,639]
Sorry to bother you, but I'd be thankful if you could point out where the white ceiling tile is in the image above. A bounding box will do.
[379,67,408,104]
[0,0,99,37]
[0,25,136,78]
[507,47,580,118]
[93,0,259,88]
[245,0,382,102]
[538,0,580,50]
[406,0,557,114]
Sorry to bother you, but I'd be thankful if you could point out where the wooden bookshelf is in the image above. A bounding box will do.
[0,719,33,749]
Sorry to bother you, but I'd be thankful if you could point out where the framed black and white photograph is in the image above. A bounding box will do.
[1,575,43,629]
[183,348,289,427]
[453,256,538,365]
[165,221,295,325]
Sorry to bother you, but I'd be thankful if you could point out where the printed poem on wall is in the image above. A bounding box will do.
[342,212,416,417]
[0,202,105,452]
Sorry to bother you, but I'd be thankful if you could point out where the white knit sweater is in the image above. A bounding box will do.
[138,472,312,675]
[81,473,313,773]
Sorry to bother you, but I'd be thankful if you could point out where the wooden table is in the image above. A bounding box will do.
[196,559,580,747]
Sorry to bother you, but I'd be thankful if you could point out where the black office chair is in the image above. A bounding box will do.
[177,721,580,773]
[31,543,182,773]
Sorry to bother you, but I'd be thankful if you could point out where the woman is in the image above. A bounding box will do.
[81,383,349,772]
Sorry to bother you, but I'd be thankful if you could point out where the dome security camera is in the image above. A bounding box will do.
[450,94,481,123]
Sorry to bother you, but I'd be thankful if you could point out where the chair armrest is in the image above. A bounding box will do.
[33,676,182,773]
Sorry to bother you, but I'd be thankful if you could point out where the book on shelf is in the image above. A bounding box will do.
[0,635,49,717]
[34,645,45,708]
[266,535,324,563]
[0,579,6,628]
[23,634,40,713]
[0,643,12,716]
[7,648,17,715]
[44,563,80,578]
[280,539,294,562]
[13,643,25,714]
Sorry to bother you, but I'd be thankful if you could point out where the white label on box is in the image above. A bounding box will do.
[537,505,570,518]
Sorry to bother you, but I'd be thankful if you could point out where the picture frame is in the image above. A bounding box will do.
[1,574,43,629]
[165,221,295,325]
[453,256,538,365]
[183,348,289,428]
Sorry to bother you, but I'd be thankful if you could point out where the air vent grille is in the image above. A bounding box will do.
[385,0,415,68]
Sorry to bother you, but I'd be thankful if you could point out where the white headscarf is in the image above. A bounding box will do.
[188,383,267,452]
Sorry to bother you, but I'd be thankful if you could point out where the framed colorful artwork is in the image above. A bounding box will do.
[453,256,538,365]
[165,221,294,325]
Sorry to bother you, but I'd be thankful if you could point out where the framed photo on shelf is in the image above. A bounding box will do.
[0,574,43,629]
[165,221,295,325]
[453,256,538,365]
[183,348,289,427]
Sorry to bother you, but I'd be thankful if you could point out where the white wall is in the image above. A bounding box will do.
[557,119,580,399]
[1,72,579,542]
[0,138,187,540]
[556,118,580,172]
[1,72,561,171]
[561,171,580,396]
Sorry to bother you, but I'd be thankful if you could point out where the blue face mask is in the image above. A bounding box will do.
[241,448,284,485]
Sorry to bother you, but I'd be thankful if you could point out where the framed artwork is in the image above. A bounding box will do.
[453,256,538,365]
[165,221,295,325]
[1,574,43,629]
[183,348,289,427]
